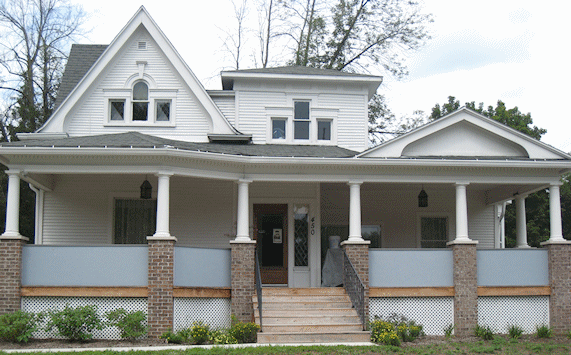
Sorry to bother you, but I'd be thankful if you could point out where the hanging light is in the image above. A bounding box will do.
[140,176,152,199]
[418,186,428,207]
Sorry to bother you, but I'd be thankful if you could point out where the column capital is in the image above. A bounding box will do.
[155,171,174,177]
[455,182,470,187]
[4,169,22,176]
[347,180,363,186]
[549,181,564,187]
[237,178,253,184]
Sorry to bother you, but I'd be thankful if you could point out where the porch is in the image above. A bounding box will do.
[8,243,558,338]
[1,171,570,339]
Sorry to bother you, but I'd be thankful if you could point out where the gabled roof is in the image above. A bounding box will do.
[39,6,238,135]
[359,107,571,160]
[1,132,357,158]
[221,66,382,99]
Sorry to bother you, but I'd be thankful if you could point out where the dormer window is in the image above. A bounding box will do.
[132,81,149,121]
[294,101,310,140]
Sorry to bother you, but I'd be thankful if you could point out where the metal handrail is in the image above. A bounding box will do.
[342,250,366,330]
[254,249,263,331]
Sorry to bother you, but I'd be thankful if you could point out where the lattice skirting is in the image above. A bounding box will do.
[478,296,549,334]
[21,297,147,339]
[173,298,231,331]
[370,297,454,336]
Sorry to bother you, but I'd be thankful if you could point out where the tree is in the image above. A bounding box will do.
[220,0,250,70]
[0,0,87,243]
[0,0,87,136]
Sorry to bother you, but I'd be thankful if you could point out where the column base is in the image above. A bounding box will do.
[231,241,256,323]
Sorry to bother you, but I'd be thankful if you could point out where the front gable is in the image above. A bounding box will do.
[37,7,237,141]
[359,108,570,160]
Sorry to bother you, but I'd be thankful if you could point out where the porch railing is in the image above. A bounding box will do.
[342,250,366,330]
[254,249,263,331]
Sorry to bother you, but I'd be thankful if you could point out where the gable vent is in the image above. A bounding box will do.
[138,41,147,50]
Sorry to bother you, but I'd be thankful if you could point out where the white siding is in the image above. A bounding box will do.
[41,175,235,248]
[210,95,236,126]
[321,183,495,248]
[233,80,369,151]
[64,28,213,142]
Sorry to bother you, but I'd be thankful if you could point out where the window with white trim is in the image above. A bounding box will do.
[106,79,176,125]
[114,199,156,244]
[268,101,335,144]
[420,217,448,248]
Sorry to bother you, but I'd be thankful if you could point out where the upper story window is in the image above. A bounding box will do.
[268,100,336,144]
[105,77,175,126]
[132,81,149,121]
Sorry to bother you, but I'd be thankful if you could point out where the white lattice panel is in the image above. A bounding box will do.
[173,298,231,331]
[370,297,454,336]
[21,297,147,339]
[478,296,549,334]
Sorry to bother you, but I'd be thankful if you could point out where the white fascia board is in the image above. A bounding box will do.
[2,146,571,171]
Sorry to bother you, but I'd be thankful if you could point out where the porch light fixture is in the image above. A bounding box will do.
[418,186,428,208]
[140,176,152,199]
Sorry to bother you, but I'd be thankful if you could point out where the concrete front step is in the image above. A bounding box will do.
[257,295,350,302]
[262,323,363,333]
[257,331,371,344]
[261,287,347,296]
[260,315,360,325]
[255,300,353,309]
[256,308,356,317]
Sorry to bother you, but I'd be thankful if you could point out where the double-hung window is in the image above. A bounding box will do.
[132,82,149,121]
[294,101,310,140]
[420,217,448,248]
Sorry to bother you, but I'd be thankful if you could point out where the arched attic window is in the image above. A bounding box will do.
[132,81,149,121]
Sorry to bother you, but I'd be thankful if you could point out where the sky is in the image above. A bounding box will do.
[77,0,571,152]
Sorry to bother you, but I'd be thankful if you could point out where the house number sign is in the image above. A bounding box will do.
[310,217,315,235]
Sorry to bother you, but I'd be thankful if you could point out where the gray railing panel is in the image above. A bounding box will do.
[477,249,548,286]
[22,245,148,286]
[369,249,453,287]
[174,247,231,287]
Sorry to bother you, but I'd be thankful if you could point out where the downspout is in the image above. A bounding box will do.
[29,184,44,245]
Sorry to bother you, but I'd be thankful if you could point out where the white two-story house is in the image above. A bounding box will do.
[1,6,570,342]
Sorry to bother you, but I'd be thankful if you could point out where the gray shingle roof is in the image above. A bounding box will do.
[1,132,357,158]
[54,44,108,110]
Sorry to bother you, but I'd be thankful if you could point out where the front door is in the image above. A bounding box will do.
[254,204,288,284]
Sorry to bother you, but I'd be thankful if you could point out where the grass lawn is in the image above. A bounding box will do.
[2,336,570,355]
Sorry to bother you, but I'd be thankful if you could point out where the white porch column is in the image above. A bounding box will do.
[235,179,252,242]
[515,196,530,248]
[453,182,473,243]
[347,181,364,242]
[1,170,26,240]
[149,172,175,240]
[548,183,565,242]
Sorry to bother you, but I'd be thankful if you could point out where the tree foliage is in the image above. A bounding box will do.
[0,0,87,138]
[0,0,87,243]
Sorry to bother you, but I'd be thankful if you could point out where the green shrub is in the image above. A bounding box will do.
[536,324,552,338]
[507,325,523,339]
[228,317,260,343]
[209,329,238,344]
[567,329,571,340]
[444,324,455,339]
[106,309,147,340]
[46,305,103,342]
[474,325,494,340]
[370,320,400,346]
[159,328,193,344]
[189,321,210,345]
[0,311,42,343]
